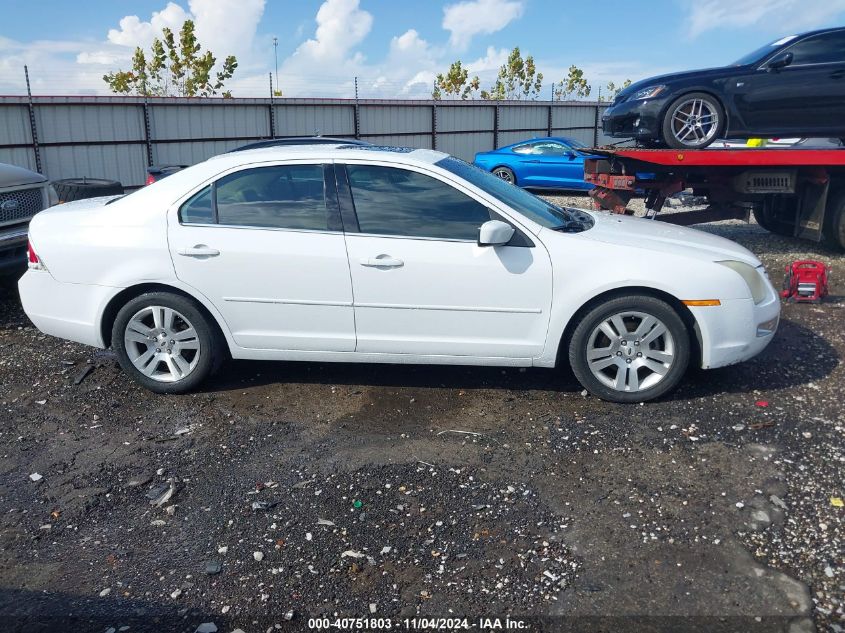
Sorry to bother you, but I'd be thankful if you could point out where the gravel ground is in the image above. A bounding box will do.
[0,202,843,633]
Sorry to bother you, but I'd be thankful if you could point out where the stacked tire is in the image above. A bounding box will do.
[53,178,123,203]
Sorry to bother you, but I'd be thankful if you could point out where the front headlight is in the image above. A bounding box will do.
[716,260,768,304]
[46,184,59,206]
[630,85,666,100]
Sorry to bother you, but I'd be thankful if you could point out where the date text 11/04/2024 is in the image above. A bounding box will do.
[306,617,529,630]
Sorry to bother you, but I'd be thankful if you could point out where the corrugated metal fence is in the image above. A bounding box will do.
[0,96,611,188]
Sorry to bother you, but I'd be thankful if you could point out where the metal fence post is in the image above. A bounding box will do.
[269,73,277,138]
[353,77,360,140]
[142,96,153,167]
[547,103,553,137]
[593,104,600,146]
[493,104,500,149]
[431,103,437,150]
[24,66,42,173]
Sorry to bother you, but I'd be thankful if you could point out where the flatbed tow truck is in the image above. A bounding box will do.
[583,147,845,250]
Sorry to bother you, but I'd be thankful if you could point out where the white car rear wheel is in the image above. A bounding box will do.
[112,292,220,394]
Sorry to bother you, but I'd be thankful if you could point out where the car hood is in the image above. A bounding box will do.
[618,66,743,97]
[578,211,761,266]
[0,163,47,188]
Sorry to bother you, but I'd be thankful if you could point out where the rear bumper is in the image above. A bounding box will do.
[691,294,780,369]
[601,99,666,140]
[18,270,115,348]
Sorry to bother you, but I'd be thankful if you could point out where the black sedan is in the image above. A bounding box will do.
[602,27,845,149]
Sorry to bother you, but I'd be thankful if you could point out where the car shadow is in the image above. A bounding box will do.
[0,587,221,633]
[205,318,838,400]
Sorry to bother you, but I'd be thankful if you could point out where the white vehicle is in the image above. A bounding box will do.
[18,145,780,402]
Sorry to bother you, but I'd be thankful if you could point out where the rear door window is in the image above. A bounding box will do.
[179,186,213,224]
[215,164,328,230]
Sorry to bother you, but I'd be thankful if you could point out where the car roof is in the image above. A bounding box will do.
[207,144,450,166]
[501,136,578,149]
[793,26,845,38]
[228,137,372,152]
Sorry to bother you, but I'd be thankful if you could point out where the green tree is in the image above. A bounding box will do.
[555,65,590,100]
[480,47,543,100]
[601,79,632,102]
[103,20,238,97]
[432,61,480,100]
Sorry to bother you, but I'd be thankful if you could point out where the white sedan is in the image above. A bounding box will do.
[19,145,780,403]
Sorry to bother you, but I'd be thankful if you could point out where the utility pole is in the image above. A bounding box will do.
[272,37,279,94]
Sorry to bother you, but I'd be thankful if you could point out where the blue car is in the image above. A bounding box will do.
[473,137,597,190]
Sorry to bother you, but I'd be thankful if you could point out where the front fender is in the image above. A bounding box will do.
[535,235,749,367]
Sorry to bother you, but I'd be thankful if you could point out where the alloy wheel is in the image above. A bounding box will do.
[123,305,201,383]
[669,97,720,147]
[493,168,514,184]
[585,311,675,393]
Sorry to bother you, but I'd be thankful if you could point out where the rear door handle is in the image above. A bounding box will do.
[831,69,845,79]
[177,246,220,257]
[360,255,403,268]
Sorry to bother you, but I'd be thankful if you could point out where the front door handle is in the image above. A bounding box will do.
[360,255,404,268]
[831,69,845,79]
[177,245,220,257]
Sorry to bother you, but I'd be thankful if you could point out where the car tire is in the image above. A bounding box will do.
[823,188,845,251]
[661,92,725,150]
[568,295,691,403]
[53,178,124,203]
[112,292,221,394]
[752,197,795,237]
[492,166,517,185]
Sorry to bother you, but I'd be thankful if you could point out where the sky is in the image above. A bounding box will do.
[1,0,844,99]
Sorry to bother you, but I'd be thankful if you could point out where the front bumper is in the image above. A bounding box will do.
[18,270,116,348]
[601,98,667,140]
[0,226,28,275]
[690,293,780,369]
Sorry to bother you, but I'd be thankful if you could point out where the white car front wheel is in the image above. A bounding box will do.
[569,295,691,402]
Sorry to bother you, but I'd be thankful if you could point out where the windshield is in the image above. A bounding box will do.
[435,156,592,231]
[732,34,797,66]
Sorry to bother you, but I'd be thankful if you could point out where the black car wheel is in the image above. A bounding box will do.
[661,92,724,150]
[492,166,517,185]
[823,189,845,251]
[53,178,124,203]
[752,196,796,237]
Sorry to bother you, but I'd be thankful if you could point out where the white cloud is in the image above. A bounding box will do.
[188,0,265,67]
[390,29,428,56]
[107,2,190,48]
[103,0,265,68]
[442,0,524,50]
[292,0,373,62]
[466,46,509,74]
[684,0,845,38]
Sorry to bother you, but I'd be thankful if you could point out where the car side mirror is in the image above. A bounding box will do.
[767,51,793,71]
[478,220,515,247]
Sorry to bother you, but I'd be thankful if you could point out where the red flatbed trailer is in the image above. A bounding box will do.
[584,147,845,250]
